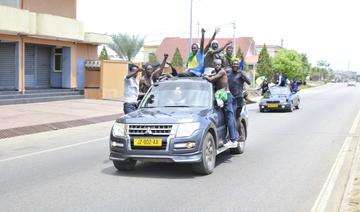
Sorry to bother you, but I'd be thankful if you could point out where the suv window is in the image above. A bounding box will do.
[140,82,211,108]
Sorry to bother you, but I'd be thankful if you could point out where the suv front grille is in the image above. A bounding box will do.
[267,100,280,103]
[128,124,173,136]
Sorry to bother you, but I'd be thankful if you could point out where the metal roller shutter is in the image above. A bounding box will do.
[0,42,16,90]
[25,44,51,88]
[36,46,51,88]
[25,44,35,88]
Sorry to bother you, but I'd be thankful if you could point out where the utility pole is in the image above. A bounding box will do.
[232,21,236,56]
[189,0,193,54]
[281,38,284,48]
[197,22,200,42]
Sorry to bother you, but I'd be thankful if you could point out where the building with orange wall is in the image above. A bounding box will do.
[0,0,110,92]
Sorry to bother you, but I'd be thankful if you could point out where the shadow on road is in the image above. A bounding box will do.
[101,150,234,179]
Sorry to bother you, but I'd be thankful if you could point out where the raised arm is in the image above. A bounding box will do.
[204,28,219,53]
[167,62,178,76]
[151,54,169,81]
[213,41,232,54]
[199,28,205,54]
[126,65,140,79]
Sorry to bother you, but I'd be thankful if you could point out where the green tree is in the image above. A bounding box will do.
[256,44,272,80]
[236,47,243,59]
[272,49,303,80]
[171,48,184,67]
[99,46,109,60]
[300,53,311,81]
[148,53,158,64]
[310,67,323,81]
[107,33,144,61]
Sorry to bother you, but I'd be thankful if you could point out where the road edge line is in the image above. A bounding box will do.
[0,136,108,163]
[310,137,352,212]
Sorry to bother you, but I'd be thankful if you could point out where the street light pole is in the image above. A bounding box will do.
[232,21,236,57]
[189,0,193,54]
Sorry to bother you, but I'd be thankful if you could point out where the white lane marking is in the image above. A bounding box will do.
[0,137,108,163]
[349,109,360,134]
[310,137,353,212]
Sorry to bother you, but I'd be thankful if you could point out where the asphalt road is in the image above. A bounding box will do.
[0,83,360,212]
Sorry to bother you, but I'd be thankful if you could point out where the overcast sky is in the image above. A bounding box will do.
[77,0,359,72]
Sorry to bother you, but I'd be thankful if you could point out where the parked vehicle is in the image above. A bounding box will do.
[259,86,300,112]
[109,78,248,175]
[347,80,356,86]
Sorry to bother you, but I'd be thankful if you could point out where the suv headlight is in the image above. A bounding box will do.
[176,122,200,137]
[112,123,127,137]
[280,98,287,103]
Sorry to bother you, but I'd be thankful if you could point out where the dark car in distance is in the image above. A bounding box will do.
[109,78,248,175]
[259,86,300,112]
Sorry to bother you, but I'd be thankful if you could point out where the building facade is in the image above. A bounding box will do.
[0,0,109,91]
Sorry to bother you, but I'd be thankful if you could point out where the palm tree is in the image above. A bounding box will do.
[107,33,145,61]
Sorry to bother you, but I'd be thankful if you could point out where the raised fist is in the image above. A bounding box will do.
[201,28,205,33]
[164,54,169,58]
[215,27,221,34]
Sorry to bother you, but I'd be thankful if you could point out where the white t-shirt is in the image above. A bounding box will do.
[124,77,139,103]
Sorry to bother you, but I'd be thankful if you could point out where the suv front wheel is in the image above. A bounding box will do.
[113,159,137,171]
[192,133,216,175]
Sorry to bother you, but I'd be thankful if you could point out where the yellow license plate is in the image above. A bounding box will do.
[267,103,278,108]
[134,138,162,146]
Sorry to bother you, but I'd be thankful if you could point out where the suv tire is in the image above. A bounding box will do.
[192,133,216,175]
[113,159,137,171]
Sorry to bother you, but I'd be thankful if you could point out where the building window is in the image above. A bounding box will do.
[54,48,62,72]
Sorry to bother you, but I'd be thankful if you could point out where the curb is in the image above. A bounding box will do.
[0,113,122,140]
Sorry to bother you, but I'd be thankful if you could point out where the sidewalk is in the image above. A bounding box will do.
[0,99,123,139]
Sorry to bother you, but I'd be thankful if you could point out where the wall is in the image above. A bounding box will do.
[23,0,76,19]
[100,60,128,99]
[76,44,97,59]
[61,47,71,88]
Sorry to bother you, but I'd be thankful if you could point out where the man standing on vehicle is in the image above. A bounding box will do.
[124,64,143,114]
[177,28,206,77]
[204,59,237,147]
[223,45,234,70]
[139,54,168,101]
[227,59,251,141]
[204,39,232,75]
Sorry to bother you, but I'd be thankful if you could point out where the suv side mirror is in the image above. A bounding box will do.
[146,94,155,104]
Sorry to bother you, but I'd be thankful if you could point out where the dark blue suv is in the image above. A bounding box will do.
[109,78,248,175]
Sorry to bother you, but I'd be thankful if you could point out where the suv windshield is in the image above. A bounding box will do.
[140,81,211,108]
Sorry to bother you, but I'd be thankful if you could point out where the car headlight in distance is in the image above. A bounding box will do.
[176,122,200,137]
[112,122,127,137]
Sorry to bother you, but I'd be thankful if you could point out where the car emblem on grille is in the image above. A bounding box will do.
[145,127,152,135]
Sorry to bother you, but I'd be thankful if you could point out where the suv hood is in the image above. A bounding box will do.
[117,108,209,124]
